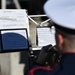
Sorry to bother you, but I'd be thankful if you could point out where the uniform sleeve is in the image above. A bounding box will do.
[27,66,55,75]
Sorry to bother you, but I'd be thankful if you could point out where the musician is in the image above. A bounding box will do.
[27,0,75,75]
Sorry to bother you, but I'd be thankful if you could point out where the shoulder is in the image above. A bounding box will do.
[27,64,59,75]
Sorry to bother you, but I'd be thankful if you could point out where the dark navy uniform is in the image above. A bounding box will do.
[27,53,75,75]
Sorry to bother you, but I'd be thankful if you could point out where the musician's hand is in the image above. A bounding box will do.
[36,44,52,65]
